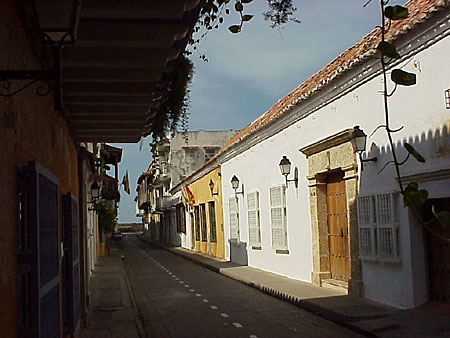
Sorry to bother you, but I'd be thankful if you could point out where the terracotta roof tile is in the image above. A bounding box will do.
[217,0,449,155]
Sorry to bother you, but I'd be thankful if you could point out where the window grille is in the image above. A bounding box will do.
[229,197,239,240]
[204,148,218,162]
[194,206,201,241]
[357,192,399,260]
[270,186,288,250]
[200,204,207,242]
[247,191,261,247]
[176,204,186,233]
[208,202,217,243]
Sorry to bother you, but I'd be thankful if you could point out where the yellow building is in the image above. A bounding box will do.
[188,166,225,258]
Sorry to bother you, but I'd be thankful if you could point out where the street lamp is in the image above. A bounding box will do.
[279,156,298,188]
[88,181,100,211]
[350,126,377,170]
[231,175,244,198]
[209,179,219,196]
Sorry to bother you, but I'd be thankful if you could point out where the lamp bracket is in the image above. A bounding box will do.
[285,167,299,189]
[234,184,244,197]
[0,32,70,108]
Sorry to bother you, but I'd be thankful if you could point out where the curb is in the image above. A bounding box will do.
[138,237,376,337]
[120,255,146,338]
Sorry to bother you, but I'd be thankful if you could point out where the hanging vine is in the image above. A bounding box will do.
[149,55,194,149]
[375,0,450,240]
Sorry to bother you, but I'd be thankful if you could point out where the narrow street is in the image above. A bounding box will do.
[117,234,362,338]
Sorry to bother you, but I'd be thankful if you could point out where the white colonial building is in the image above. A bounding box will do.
[214,0,450,308]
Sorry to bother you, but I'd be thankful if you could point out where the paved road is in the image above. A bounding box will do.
[118,234,362,338]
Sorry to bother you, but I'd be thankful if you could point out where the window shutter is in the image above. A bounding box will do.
[247,192,261,247]
[270,186,287,249]
[357,192,399,259]
[62,193,81,335]
[18,162,60,338]
[229,197,239,240]
[357,196,374,257]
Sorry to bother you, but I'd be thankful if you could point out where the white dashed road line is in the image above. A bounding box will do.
[233,323,243,328]
[221,313,229,318]
[210,306,218,310]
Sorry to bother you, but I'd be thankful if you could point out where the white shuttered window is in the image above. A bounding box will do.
[270,186,287,250]
[247,191,261,247]
[229,197,239,240]
[357,192,399,260]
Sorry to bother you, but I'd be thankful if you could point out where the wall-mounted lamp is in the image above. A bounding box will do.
[230,175,244,197]
[0,1,81,109]
[209,179,219,196]
[445,88,450,109]
[350,126,377,170]
[88,181,101,211]
[279,156,298,189]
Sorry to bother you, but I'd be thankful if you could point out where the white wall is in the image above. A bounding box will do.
[221,124,314,282]
[220,31,450,308]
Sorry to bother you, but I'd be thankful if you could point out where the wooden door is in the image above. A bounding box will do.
[326,171,350,281]
[423,198,450,303]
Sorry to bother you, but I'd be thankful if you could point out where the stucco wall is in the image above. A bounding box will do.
[0,1,79,336]
[169,130,238,187]
[221,28,450,308]
[188,167,225,258]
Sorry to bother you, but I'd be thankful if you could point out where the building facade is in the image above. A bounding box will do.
[215,0,450,308]
[138,130,238,248]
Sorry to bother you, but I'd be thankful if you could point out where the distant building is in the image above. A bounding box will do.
[137,130,238,247]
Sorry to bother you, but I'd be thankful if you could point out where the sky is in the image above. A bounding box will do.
[113,0,402,223]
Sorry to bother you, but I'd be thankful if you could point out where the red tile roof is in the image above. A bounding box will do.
[217,0,449,155]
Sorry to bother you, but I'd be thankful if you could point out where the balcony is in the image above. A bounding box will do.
[137,188,149,210]
[101,175,120,201]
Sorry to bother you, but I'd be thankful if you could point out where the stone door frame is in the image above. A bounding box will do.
[300,128,362,296]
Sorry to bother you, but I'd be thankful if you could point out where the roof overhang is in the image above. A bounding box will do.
[17,0,201,143]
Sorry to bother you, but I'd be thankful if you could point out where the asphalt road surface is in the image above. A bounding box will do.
[118,234,362,338]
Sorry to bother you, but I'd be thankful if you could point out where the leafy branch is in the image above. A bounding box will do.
[377,1,449,241]
[187,0,300,60]
[149,55,194,148]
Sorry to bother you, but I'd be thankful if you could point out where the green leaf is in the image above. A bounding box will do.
[391,69,416,86]
[433,210,450,230]
[242,14,254,22]
[377,41,400,59]
[404,143,425,163]
[228,25,241,33]
[385,6,409,20]
[235,1,243,12]
[403,182,428,208]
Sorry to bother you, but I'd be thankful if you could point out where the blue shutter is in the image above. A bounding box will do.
[62,193,81,335]
[18,161,60,338]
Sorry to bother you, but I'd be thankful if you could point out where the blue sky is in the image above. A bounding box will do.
[113,0,401,222]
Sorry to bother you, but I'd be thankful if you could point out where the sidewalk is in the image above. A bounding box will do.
[141,237,450,338]
[80,245,142,338]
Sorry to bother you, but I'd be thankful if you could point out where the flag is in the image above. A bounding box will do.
[181,185,195,207]
[122,170,130,194]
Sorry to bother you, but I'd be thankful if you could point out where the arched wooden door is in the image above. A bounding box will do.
[326,171,350,281]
